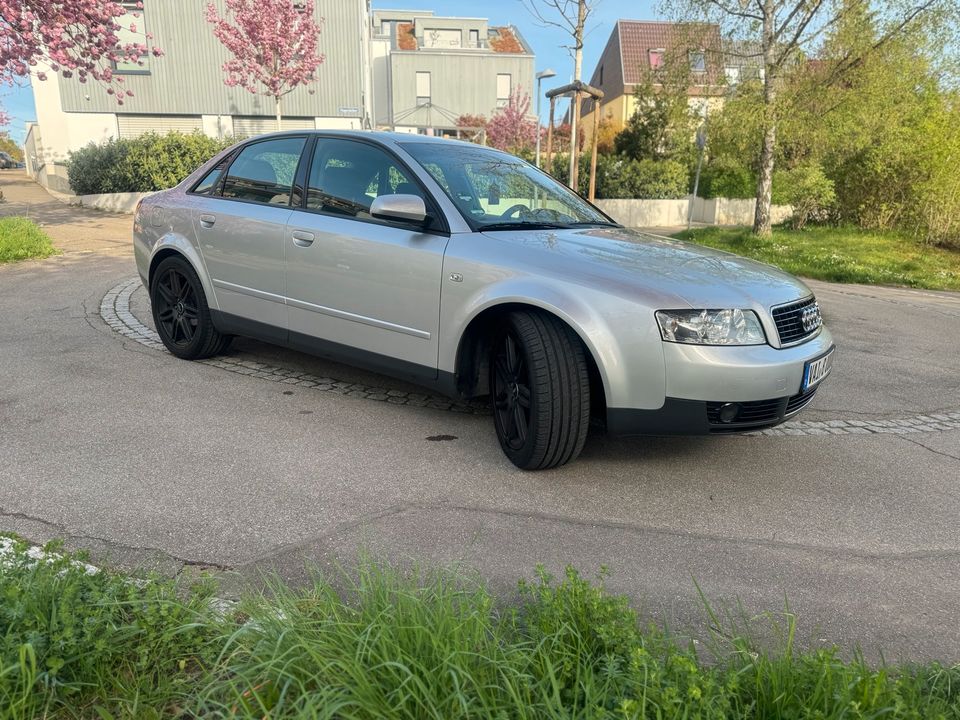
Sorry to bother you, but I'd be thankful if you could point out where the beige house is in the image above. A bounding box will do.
[579,20,730,144]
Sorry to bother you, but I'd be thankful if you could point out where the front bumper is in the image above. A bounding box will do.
[607,383,821,437]
[607,328,835,437]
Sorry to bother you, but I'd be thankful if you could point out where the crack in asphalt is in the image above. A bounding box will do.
[898,435,960,463]
[9,492,960,579]
[239,501,960,569]
[0,506,231,572]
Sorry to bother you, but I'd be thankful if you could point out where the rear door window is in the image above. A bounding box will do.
[221,137,306,206]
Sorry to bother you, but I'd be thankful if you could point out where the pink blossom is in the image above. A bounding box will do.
[206,0,325,119]
[0,0,162,102]
[486,90,539,154]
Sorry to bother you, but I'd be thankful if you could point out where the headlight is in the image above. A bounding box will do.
[655,309,766,346]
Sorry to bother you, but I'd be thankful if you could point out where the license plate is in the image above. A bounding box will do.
[802,347,835,391]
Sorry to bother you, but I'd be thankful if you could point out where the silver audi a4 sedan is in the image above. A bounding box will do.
[133,131,835,470]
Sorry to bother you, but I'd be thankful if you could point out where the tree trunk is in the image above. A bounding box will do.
[568,0,586,190]
[753,0,777,237]
[753,120,776,236]
[276,97,282,132]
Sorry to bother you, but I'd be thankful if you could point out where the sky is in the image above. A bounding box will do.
[1,0,660,143]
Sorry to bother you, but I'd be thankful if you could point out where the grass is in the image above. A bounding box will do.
[0,216,57,264]
[2,535,959,718]
[672,225,960,292]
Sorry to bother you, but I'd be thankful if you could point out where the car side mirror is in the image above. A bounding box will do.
[370,194,428,224]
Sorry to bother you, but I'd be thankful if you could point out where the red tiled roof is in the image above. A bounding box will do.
[616,20,722,86]
[397,22,417,50]
[490,26,524,54]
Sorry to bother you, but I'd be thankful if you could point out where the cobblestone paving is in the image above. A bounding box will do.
[102,278,960,435]
[101,278,486,415]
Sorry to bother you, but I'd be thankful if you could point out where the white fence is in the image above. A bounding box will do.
[596,197,793,228]
[46,186,792,227]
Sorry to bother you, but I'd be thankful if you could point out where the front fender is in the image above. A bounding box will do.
[440,275,667,410]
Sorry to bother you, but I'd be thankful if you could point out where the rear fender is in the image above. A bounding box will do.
[147,233,220,311]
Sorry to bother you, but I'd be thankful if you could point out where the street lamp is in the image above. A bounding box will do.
[535,68,556,168]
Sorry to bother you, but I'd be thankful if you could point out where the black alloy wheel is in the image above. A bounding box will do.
[492,331,533,452]
[150,255,231,360]
[490,310,591,470]
[154,266,200,348]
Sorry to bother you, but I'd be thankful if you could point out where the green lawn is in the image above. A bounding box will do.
[0,216,57,264]
[2,536,959,719]
[672,225,960,292]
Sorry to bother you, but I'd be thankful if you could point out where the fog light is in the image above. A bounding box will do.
[718,402,740,423]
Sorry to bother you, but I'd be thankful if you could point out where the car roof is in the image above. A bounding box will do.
[242,129,482,149]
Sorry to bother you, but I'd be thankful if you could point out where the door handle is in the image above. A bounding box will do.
[199,214,216,228]
[291,230,315,247]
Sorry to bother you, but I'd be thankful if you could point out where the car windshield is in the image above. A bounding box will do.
[399,141,617,231]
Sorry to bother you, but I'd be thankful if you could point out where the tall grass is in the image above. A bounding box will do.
[1,536,958,719]
[673,225,960,291]
[0,217,57,264]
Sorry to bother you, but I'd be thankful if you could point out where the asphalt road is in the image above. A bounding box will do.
[2,174,959,663]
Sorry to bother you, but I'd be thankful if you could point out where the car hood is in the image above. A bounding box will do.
[480,226,813,310]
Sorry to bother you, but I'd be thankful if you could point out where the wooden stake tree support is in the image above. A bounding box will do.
[543,81,604,201]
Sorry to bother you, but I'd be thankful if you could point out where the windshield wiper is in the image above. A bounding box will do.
[480,221,573,231]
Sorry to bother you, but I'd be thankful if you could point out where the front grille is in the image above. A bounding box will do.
[707,397,781,426]
[772,296,819,345]
[785,385,818,414]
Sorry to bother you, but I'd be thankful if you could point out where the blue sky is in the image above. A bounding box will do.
[2,0,660,142]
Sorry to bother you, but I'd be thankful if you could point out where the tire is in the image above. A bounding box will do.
[150,255,231,360]
[490,310,591,470]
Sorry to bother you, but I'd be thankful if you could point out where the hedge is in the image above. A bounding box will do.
[67,132,235,195]
[549,154,690,200]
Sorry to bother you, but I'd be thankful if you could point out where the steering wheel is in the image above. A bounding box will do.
[500,203,531,219]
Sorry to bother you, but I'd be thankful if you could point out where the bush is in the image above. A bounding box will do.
[67,132,235,195]
[548,154,689,199]
[773,164,836,229]
[699,157,756,199]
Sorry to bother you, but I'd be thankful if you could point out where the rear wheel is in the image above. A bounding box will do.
[490,310,591,470]
[150,255,231,359]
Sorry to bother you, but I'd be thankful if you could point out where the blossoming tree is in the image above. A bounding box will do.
[205,0,325,130]
[0,0,162,103]
[486,90,538,155]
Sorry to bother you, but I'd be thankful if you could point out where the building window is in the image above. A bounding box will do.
[598,65,603,85]
[689,50,707,73]
[114,3,150,73]
[424,28,462,48]
[469,29,480,47]
[416,71,431,106]
[725,66,740,85]
[496,73,511,107]
[648,49,664,69]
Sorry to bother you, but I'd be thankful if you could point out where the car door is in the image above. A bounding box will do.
[284,137,449,376]
[191,136,307,336]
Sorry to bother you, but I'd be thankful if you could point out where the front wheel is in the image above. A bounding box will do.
[490,311,591,470]
[150,255,231,360]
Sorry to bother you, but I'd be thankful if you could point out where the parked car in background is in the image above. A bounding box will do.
[133,131,834,469]
[0,152,18,169]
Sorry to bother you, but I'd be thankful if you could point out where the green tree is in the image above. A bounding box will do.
[668,0,957,237]
[0,133,23,163]
[614,49,697,166]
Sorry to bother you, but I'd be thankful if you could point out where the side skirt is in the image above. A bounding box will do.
[210,309,459,398]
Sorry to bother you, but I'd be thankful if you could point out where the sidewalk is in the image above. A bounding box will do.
[0,170,133,256]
